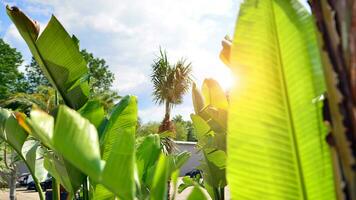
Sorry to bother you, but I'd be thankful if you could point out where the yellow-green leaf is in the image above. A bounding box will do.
[227,0,335,199]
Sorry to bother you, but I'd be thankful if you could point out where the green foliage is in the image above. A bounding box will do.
[0,39,27,99]
[186,186,206,200]
[226,0,335,199]
[172,115,196,141]
[136,122,160,137]
[80,50,115,94]
[0,86,57,114]
[190,79,227,200]
[24,50,117,98]
[174,121,187,141]
[24,51,119,111]
[0,108,47,199]
[25,58,51,93]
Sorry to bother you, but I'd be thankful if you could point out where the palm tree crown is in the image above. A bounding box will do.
[151,48,192,132]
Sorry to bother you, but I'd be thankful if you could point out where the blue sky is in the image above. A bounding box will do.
[0,0,309,123]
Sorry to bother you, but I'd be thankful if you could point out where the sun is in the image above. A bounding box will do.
[200,63,234,92]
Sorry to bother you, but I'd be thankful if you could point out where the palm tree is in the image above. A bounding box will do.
[151,48,192,133]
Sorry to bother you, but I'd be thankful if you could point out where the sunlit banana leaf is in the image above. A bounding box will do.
[190,80,227,199]
[53,106,104,180]
[78,100,105,128]
[6,6,89,110]
[20,108,85,194]
[187,186,207,200]
[136,134,161,185]
[201,79,228,110]
[100,95,137,199]
[227,0,335,199]
[23,106,104,182]
[192,83,205,113]
[150,154,169,200]
[92,184,115,200]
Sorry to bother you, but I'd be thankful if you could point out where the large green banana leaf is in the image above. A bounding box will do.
[0,108,47,200]
[227,0,335,199]
[94,95,138,200]
[6,6,89,110]
[136,134,161,187]
[187,186,207,200]
[78,100,105,128]
[20,108,85,195]
[149,152,190,200]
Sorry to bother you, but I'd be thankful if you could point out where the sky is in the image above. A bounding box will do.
[0,0,309,123]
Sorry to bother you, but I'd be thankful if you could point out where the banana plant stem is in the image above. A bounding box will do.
[34,181,45,200]
[52,178,60,200]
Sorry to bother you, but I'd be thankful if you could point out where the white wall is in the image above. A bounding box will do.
[174,141,202,176]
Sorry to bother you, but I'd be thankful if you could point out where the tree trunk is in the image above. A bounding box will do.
[9,168,16,200]
[165,101,170,121]
[309,1,356,199]
[159,101,173,133]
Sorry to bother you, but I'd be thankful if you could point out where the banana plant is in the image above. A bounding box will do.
[189,79,227,200]
[222,0,336,199]
[17,99,190,199]
[6,5,94,199]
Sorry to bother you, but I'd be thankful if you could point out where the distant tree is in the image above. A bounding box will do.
[24,49,119,111]
[0,39,28,99]
[136,122,160,137]
[25,58,50,93]
[25,50,115,94]
[186,121,197,142]
[0,86,56,114]
[151,48,192,133]
[172,115,184,123]
[174,121,187,141]
[80,49,115,94]
[90,90,121,113]
[172,115,196,141]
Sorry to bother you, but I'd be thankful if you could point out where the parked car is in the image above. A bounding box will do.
[45,190,68,200]
[17,173,30,186]
[27,175,52,191]
[185,169,202,178]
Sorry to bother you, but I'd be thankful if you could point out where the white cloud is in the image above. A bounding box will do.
[4,24,22,42]
[112,67,148,92]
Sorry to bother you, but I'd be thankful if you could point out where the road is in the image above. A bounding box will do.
[0,179,229,199]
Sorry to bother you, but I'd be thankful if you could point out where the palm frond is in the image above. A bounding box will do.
[151,49,192,107]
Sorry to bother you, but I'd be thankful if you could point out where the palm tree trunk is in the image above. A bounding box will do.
[159,101,172,133]
[165,101,170,122]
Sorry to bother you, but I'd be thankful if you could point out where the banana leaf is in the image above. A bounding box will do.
[0,108,47,200]
[6,6,89,110]
[227,0,335,199]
